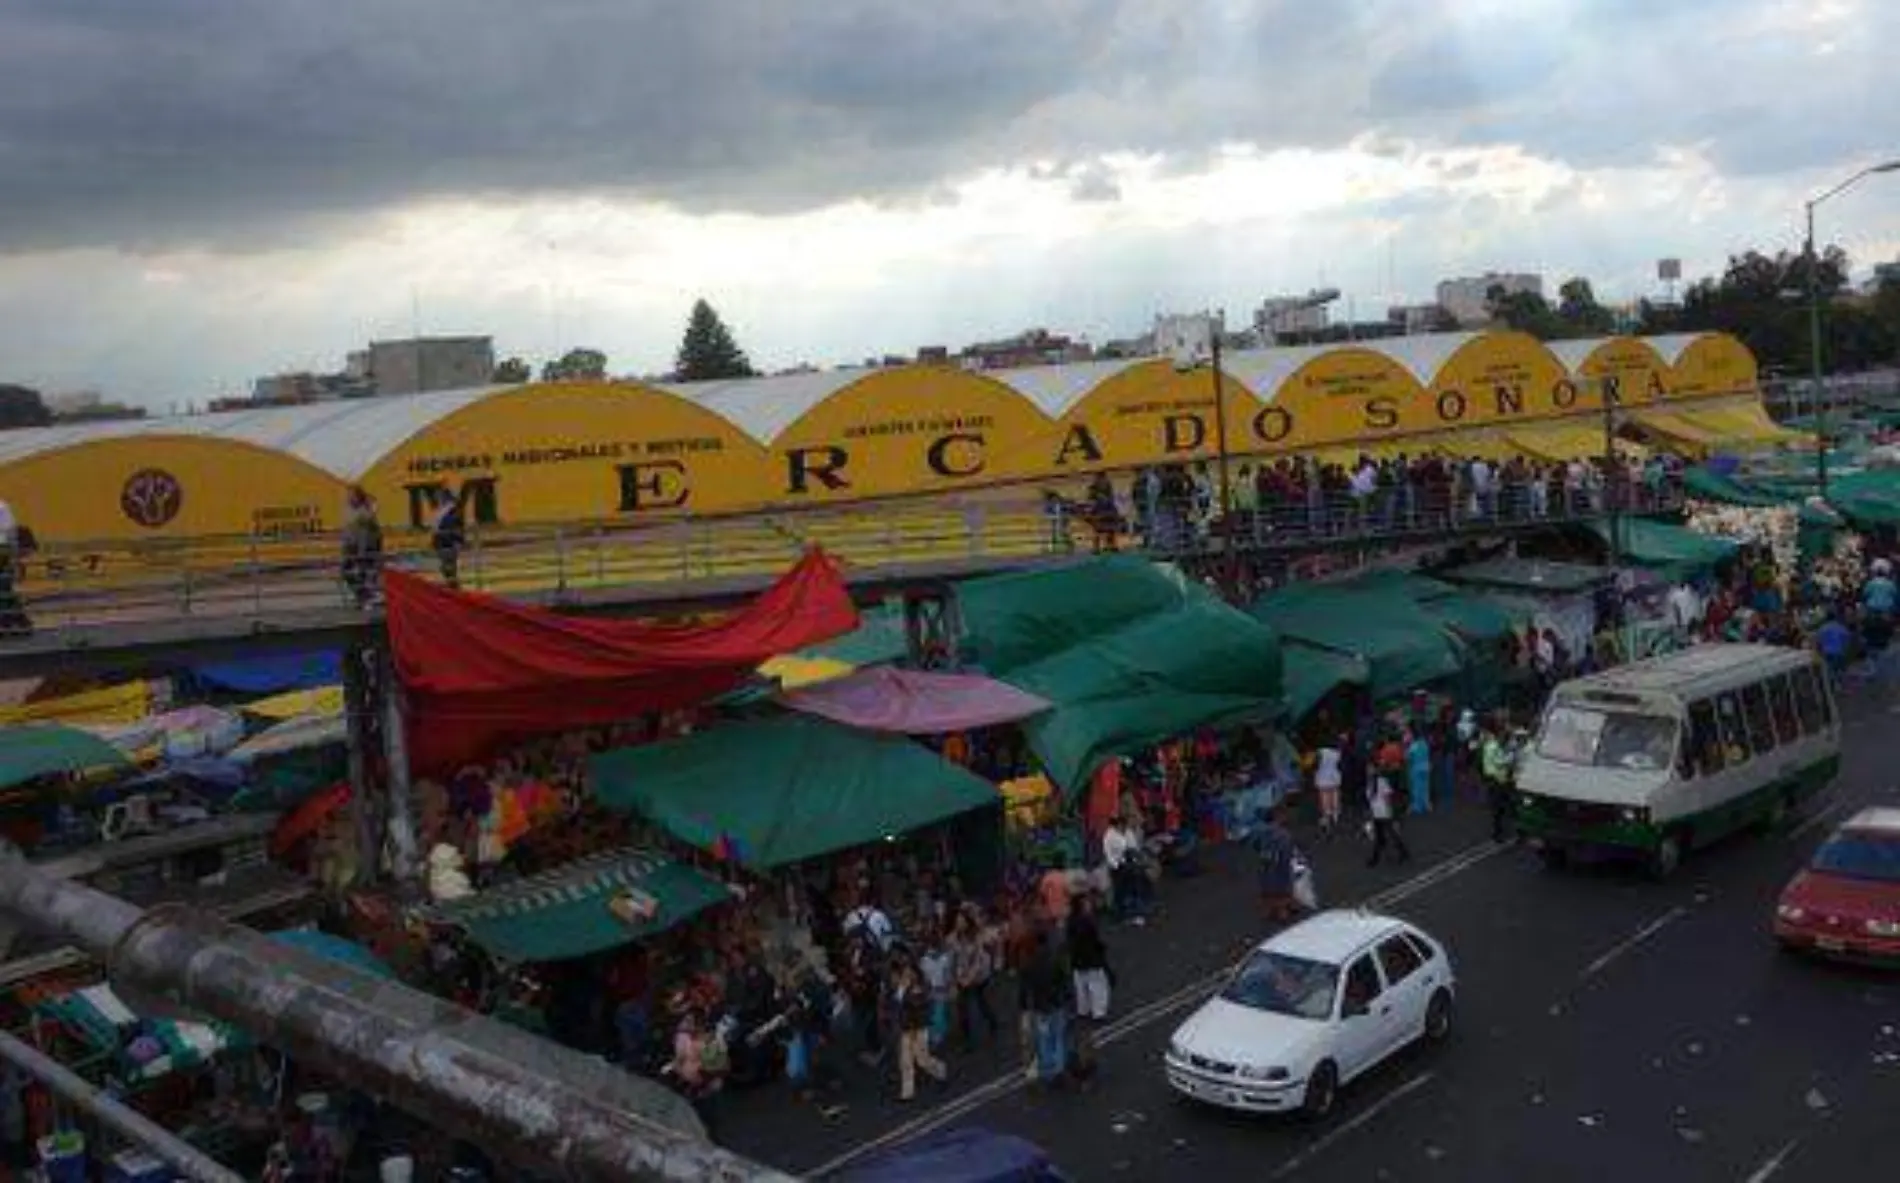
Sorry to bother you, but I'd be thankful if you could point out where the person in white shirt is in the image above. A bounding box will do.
[1366,773,1410,866]
[1102,817,1138,921]
[844,900,896,953]
[1314,740,1344,834]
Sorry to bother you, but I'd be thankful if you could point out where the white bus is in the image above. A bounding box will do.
[1515,644,1840,878]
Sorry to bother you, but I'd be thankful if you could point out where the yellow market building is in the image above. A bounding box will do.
[0,330,1792,546]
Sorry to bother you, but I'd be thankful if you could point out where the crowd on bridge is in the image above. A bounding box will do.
[1067,449,1685,553]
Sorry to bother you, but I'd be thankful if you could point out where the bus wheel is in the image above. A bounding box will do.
[1649,834,1683,880]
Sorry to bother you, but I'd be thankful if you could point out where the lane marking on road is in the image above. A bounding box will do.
[1266,1071,1437,1180]
[803,840,1504,1177]
[1577,905,1689,984]
[1787,799,1847,842]
[1741,1137,1801,1183]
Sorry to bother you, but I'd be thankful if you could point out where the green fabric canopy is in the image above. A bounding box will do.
[1281,641,1369,725]
[591,716,999,870]
[1247,590,1465,705]
[0,725,129,790]
[1586,518,1738,580]
[958,557,1283,793]
[433,847,733,962]
[1827,469,1900,527]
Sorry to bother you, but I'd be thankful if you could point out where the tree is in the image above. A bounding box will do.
[1484,284,1567,339]
[540,348,608,382]
[1555,277,1617,336]
[673,299,756,381]
[0,384,51,430]
[492,356,532,383]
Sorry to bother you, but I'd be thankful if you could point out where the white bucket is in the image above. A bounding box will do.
[379,1154,416,1183]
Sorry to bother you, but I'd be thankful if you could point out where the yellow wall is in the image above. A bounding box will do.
[0,331,1769,544]
[0,435,348,543]
[359,382,772,526]
[768,369,1061,503]
[1667,333,1758,400]
[1055,360,1260,473]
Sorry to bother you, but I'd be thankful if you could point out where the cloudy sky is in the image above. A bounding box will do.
[2,0,1897,407]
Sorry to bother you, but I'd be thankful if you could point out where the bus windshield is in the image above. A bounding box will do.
[1537,705,1679,771]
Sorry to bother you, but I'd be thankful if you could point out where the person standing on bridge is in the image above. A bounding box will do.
[340,486,383,608]
[429,488,467,589]
[0,497,30,636]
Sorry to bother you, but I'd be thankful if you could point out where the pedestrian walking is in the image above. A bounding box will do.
[340,486,383,608]
[0,498,33,637]
[1066,897,1112,1023]
[891,962,948,1101]
[1482,717,1516,842]
[917,927,955,1053]
[949,907,999,1050]
[1314,737,1343,835]
[1405,726,1432,815]
[1366,771,1410,866]
[1021,928,1070,1087]
[1252,808,1300,921]
[429,488,466,588]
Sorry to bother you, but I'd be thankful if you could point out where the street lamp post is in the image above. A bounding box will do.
[1804,159,1900,497]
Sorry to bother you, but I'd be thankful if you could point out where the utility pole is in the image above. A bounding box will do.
[1208,310,1238,594]
[1804,159,1900,498]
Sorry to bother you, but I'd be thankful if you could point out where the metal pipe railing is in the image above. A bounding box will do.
[0,1028,247,1183]
[3,478,1685,639]
[0,847,793,1183]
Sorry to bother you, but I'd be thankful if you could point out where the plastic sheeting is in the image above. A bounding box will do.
[0,724,130,789]
[833,1128,1068,1183]
[958,557,1283,794]
[191,651,341,694]
[0,682,150,727]
[384,548,859,773]
[783,667,1051,733]
[244,686,345,721]
[591,715,999,870]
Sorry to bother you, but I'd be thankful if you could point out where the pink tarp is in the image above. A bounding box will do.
[782,667,1051,734]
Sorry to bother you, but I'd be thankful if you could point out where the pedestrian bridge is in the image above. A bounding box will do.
[0,484,1675,677]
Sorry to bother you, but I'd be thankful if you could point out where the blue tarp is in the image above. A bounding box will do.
[833,1128,1068,1183]
[191,651,341,694]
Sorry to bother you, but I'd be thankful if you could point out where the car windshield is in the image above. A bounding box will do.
[1536,706,1678,771]
[1220,951,1339,1020]
[1811,833,1900,882]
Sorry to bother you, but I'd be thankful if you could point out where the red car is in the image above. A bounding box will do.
[1775,808,1900,965]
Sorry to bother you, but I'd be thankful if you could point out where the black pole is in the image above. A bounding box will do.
[1209,314,1237,593]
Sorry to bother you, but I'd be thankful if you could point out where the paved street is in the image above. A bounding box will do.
[722,681,1900,1183]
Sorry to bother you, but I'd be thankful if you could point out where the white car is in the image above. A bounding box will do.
[1163,910,1455,1118]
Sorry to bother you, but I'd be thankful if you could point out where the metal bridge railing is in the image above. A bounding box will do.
[0,479,1683,641]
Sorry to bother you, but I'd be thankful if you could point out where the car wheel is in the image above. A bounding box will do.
[1302,1060,1339,1120]
[1538,846,1569,871]
[1649,834,1682,880]
[1424,990,1453,1043]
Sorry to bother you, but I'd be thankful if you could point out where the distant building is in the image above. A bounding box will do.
[47,391,144,423]
[1435,272,1543,326]
[915,345,951,365]
[1387,303,1455,335]
[957,327,1091,370]
[366,336,495,395]
[1253,289,1338,344]
[1097,335,1154,360]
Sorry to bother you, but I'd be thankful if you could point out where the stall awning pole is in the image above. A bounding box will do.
[0,847,795,1183]
[0,1028,248,1183]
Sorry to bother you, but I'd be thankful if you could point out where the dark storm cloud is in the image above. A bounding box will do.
[0,0,1891,254]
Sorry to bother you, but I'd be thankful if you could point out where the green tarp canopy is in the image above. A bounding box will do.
[433,847,734,962]
[1325,570,1525,645]
[1683,466,1793,506]
[1437,557,1611,596]
[1247,588,1465,705]
[1827,469,1900,528]
[801,601,910,668]
[591,716,999,870]
[1282,641,1369,726]
[958,557,1283,792]
[0,725,129,790]
[1586,518,1738,580]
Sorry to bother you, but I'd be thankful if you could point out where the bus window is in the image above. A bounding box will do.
[1687,700,1724,778]
[1791,666,1826,734]
[1767,675,1800,744]
[1715,692,1750,765]
[1740,684,1776,756]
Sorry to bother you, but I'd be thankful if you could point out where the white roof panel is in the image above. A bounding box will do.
[1355,332,1481,384]
[1642,333,1706,366]
[1544,338,1610,371]
[662,369,871,444]
[1220,342,1352,403]
[986,357,1149,418]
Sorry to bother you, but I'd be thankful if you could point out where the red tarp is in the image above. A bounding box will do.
[384,548,859,772]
